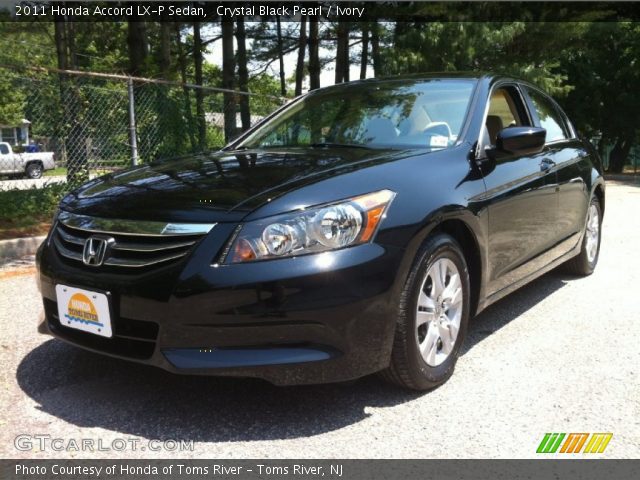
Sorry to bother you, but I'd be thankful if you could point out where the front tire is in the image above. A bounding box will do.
[381,233,470,391]
[25,162,43,179]
[563,196,602,276]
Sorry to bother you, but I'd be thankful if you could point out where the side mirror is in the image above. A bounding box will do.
[489,127,546,158]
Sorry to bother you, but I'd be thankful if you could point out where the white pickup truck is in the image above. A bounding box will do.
[0,142,55,179]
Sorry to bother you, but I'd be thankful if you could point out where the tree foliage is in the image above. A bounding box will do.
[560,22,640,171]
[379,22,586,96]
[0,73,26,125]
[0,14,638,170]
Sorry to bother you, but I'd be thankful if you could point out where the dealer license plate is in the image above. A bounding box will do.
[55,284,113,338]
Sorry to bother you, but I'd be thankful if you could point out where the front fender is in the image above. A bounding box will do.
[381,205,487,318]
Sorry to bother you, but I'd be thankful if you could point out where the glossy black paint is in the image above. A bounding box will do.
[493,126,546,157]
[37,74,605,385]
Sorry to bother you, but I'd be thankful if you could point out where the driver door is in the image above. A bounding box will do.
[480,85,559,297]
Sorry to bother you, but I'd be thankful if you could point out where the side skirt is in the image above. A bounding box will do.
[475,236,582,315]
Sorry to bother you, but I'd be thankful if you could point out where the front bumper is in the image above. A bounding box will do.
[36,229,405,385]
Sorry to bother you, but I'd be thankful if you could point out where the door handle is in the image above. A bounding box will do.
[540,158,556,171]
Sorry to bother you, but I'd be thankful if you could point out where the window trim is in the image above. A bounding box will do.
[520,84,577,145]
[476,81,533,158]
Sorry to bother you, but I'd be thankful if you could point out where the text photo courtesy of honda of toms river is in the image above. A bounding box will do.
[36,74,604,391]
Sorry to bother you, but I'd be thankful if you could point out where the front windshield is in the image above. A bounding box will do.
[240,79,477,150]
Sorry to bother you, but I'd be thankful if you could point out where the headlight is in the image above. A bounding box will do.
[221,189,396,264]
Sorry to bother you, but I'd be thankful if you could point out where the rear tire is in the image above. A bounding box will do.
[381,233,470,391]
[563,196,602,276]
[25,162,43,179]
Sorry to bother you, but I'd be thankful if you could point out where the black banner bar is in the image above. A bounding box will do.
[2,459,640,480]
[4,1,640,22]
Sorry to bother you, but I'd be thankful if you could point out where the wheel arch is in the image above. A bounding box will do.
[394,209,486,319]
[593,182,605,216]
[25,159,44,169]
[431,218,483,317]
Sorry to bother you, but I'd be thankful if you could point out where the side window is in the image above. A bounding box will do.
[526,88,568,142]
[484,87,528,146]
[0,144,9,155]
[0,128,14,143]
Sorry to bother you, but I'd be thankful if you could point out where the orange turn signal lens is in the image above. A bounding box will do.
[233,238,257,262]
[353,189,395,242]
[360,206,385,242]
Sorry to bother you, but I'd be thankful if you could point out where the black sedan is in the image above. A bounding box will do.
[36,74,604,390]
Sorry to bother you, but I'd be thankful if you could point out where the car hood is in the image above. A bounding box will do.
[60,147,422,223]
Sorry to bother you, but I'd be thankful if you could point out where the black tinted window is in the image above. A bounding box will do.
[0,144,9,155]
[527,89,568,142]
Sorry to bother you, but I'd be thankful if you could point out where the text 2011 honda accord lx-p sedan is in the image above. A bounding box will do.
[36,74,604,390]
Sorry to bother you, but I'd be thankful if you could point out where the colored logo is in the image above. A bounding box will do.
[65,293,103,327]
[537,433,612,454]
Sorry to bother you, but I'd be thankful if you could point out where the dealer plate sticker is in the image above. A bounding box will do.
[429,135,449,148]
[55,285,112,338]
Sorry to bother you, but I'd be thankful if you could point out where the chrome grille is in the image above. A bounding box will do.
[53,212,215,269]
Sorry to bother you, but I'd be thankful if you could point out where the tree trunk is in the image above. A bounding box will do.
[221,19,237,143]
[159,21,171,79]
[193,22,207,150]
[236,18,251,132]
[295,18,307,96]
[152,19,173,159]
[343,23,350,82]
[335,21,350,84]
[371,22,381,77]
[66,22,77,68]
[608,137,632,173]
[127,21,147,76]
[174,23,197,151]
[360,24,369,80]
[54,17,69,179]
[55,16,87,184]
[276,18,286,96]
[54,17,68,70]
[308,17,321,90]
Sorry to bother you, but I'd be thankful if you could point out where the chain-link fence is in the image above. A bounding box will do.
[0,66,287,191]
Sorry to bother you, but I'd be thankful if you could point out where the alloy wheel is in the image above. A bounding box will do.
[415,258,463,367]
[28,165,42,178]
[585,203,600,263]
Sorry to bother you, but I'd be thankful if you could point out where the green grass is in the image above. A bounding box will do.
[44,167,68,177]
[0,185,66,240]
[44,167,114,177]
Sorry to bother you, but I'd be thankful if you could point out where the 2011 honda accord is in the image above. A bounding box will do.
[36,74,604,390]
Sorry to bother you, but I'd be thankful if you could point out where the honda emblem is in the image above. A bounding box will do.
[82,236,114,267]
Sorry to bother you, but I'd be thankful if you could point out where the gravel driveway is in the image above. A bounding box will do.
[1,181,638,459]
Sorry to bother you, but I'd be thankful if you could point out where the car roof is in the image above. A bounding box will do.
[375,71,490,81]
[305,73,510,96]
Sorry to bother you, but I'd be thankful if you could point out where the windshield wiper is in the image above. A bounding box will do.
[309,142,372,150]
